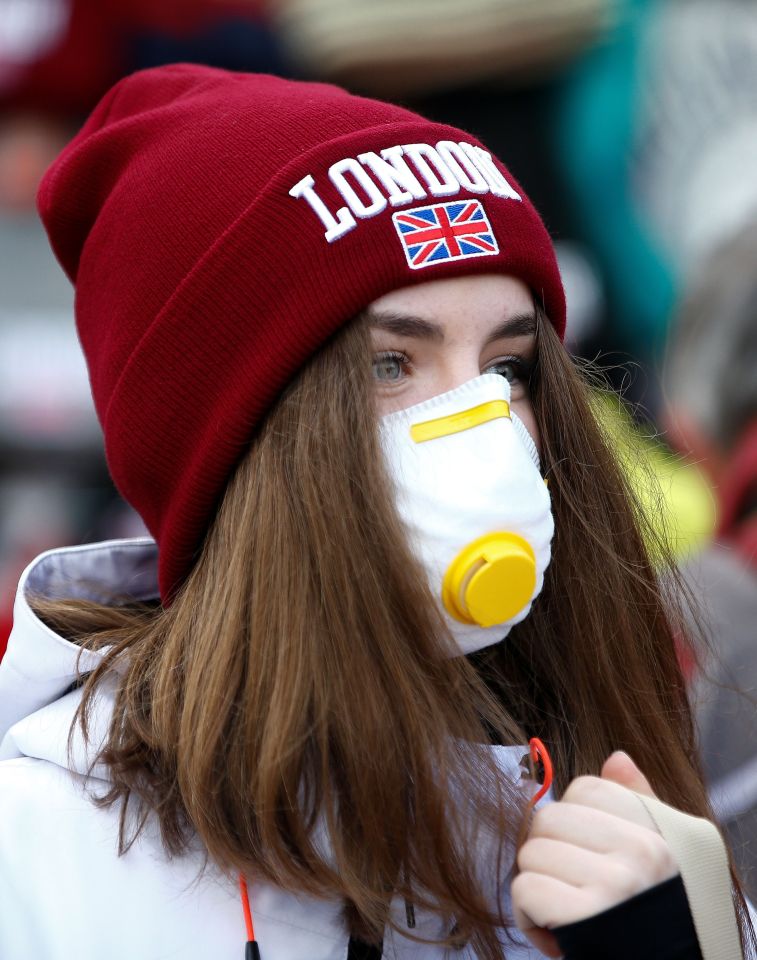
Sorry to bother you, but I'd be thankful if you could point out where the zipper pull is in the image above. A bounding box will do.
[527,737,553,807]
[239,875,261,960]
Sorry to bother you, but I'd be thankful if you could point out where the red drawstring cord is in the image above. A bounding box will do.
[238,738,553,957]
[239,875,261,960]
[528,736,553,806]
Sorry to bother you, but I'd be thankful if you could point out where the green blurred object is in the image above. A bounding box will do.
[553,0,677,361]
[593,392,716,562]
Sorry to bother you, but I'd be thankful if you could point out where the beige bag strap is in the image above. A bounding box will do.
[635,794,743,960]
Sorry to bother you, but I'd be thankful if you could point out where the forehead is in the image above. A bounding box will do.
[368,274,535,337]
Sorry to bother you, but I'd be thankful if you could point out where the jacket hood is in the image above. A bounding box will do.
[0,538,159,773]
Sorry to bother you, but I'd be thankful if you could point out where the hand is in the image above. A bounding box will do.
[511,751,679,958]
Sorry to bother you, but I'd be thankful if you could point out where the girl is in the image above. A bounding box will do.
[0,64,751,959]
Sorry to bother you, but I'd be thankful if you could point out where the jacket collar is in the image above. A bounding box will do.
[0,538,158,757]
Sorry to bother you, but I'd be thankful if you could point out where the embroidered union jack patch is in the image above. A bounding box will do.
[392,199,499,270]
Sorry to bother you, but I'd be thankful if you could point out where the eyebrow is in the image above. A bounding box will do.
[366,308,537,344]
[482,311,537,346]
[367,310,444,342]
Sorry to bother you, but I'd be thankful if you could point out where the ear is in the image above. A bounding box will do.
[601,751,657,799]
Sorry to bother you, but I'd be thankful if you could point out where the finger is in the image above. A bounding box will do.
[601,751,657,798]
[518,837,610,888]
[511,870,599,934]
[529,800,659,852]
[560,774,659,831]
[517,832,675,903]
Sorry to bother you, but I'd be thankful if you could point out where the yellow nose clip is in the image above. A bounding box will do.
[410,399,510,443]
[442,532,536,627]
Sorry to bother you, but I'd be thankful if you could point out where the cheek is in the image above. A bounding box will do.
[374,375,436,416]
[511,399,541,456]
[375,390,414,417]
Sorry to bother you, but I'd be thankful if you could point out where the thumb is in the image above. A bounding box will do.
[601,750,657,798]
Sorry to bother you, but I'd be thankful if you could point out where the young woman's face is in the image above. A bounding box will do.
[368,274,539,445]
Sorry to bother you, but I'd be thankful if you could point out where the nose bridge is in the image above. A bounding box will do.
[433,347,484,396]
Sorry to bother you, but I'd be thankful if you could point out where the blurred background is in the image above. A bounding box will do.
[0,0,755,894]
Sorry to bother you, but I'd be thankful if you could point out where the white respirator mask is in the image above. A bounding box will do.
[380,374,554,657]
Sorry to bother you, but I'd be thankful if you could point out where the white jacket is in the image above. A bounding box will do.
[0,539,549,960]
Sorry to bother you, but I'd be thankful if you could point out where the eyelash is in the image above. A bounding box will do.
[485,355,534,381]
[372,351,534,383]
[376,350,410,364]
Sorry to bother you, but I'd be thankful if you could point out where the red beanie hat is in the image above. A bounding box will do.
[38,64,565,600]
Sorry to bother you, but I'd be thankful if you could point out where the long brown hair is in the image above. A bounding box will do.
[33,308,753,955]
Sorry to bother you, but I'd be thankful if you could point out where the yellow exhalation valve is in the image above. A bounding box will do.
[442,532,537,628]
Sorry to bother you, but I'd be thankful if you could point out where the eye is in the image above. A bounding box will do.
[372,351,409,382]
[483,356,529,384]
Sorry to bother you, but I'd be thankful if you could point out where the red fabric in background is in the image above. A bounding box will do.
[0,611,10,663]
[2,0,270,114]
[104,0,268,32]
[1,2,121,114]
[717,419,757,571]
